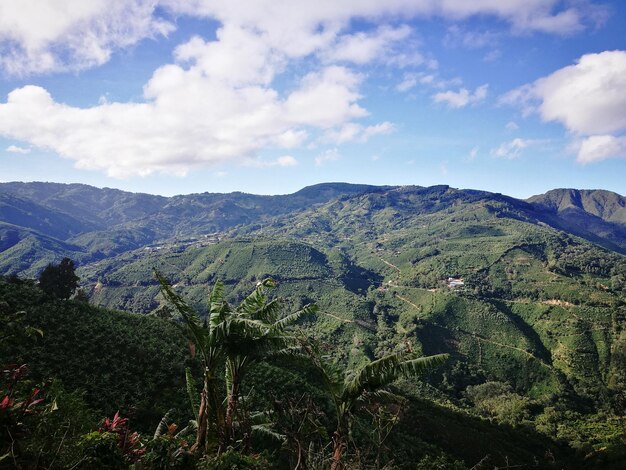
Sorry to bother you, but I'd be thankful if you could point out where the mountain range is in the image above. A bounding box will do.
[2,180,626,463]
[1,182,625,277]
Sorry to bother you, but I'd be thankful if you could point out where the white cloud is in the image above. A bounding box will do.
[396,72,433,92]
[323,122,394,144]
[396,75,418,93]
[505,121,519,131]
[0,0,173,75]
[0,0,611,178]
[276,155,298,167]
[165,0,606,40]
[534,51,626,135]
[444,25,499,49]
[173,27,279,86]
[246,155,299,167]
[321,25,414,65]
[314,148,340,166]
[0,0,605,76]
[284,66,368,128]
[483,49,502,63]
[575,135,626,164]
[491,138,537,159]
[502,50,626,163]
[433,84,488,108]
[6,145,30,154]
[0,61,373,177]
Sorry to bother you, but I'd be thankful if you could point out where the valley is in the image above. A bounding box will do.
[1,181,626,468]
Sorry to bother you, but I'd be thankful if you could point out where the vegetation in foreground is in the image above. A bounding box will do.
[5,272,620,468]
[1,274,460,469]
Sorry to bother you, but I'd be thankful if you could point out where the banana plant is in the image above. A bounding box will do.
[156,273,317,453]
[298,338,448,470]
[156,272,230,453]
[222,279,318,446]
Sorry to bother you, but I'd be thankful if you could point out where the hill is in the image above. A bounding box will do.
[0,276,589,469]
[0,181,385,272]
[1,181,626,467]
[528,188,626,253]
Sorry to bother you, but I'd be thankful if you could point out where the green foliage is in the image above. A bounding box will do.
[2,182,626,467]
[142,435,196,469]
[76,431,126,469]
[157,272,317,453]
[465,382,535,425]
[415,453,468,469]
[38,257,80,299]
[0,277,190,428]
[198,449,269,469]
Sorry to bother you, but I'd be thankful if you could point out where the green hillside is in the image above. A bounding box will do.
[72,186,626,437]
[0,276,594,469]
[528,188,626,253]
[2,182,626,467]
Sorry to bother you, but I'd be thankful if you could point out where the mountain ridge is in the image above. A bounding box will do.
[0,181,625,277]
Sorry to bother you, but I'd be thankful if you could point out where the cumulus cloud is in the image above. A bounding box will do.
[6,145,30,154]
[0,0,603,75]
[0,0,173,75]
[502,50,626,163]
[433,84,488,108]
[0,0,611,177]
[491,138,537,159]
[165,0,606,42]
[575,135,626,164]
[321,25,414,65]
[0,3,387,178]
[0,63,368,177]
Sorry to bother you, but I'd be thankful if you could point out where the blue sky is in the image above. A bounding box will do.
[0,0,624,198]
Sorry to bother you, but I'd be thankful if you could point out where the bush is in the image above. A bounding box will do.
[198,450,269,470]
[76,432,126,469]
[142,436,195,470]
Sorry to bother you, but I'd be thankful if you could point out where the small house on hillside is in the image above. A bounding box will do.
[447,277,464,288]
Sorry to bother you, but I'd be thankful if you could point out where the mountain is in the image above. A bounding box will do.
[528,188,626,253]
[0,181,382,274]
[528,188,626,224]
[2,181,626,466]
[65,184,626,416]
[0,276,583,469]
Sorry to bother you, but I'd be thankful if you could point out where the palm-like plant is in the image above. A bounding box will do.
[222,279,317,446]
[298,338,448,469]
[156,273,229,453]
[156,273,317,453]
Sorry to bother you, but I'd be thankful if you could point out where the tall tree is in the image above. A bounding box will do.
[38,257,79,300]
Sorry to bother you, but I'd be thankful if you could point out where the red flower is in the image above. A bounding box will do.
[1,395,14,410]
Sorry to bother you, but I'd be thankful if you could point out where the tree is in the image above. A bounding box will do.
[156,273,317,454]
[298,338,447,469]
[38,258,79,300]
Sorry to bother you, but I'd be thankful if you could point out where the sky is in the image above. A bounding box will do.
[0,0,625,198]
